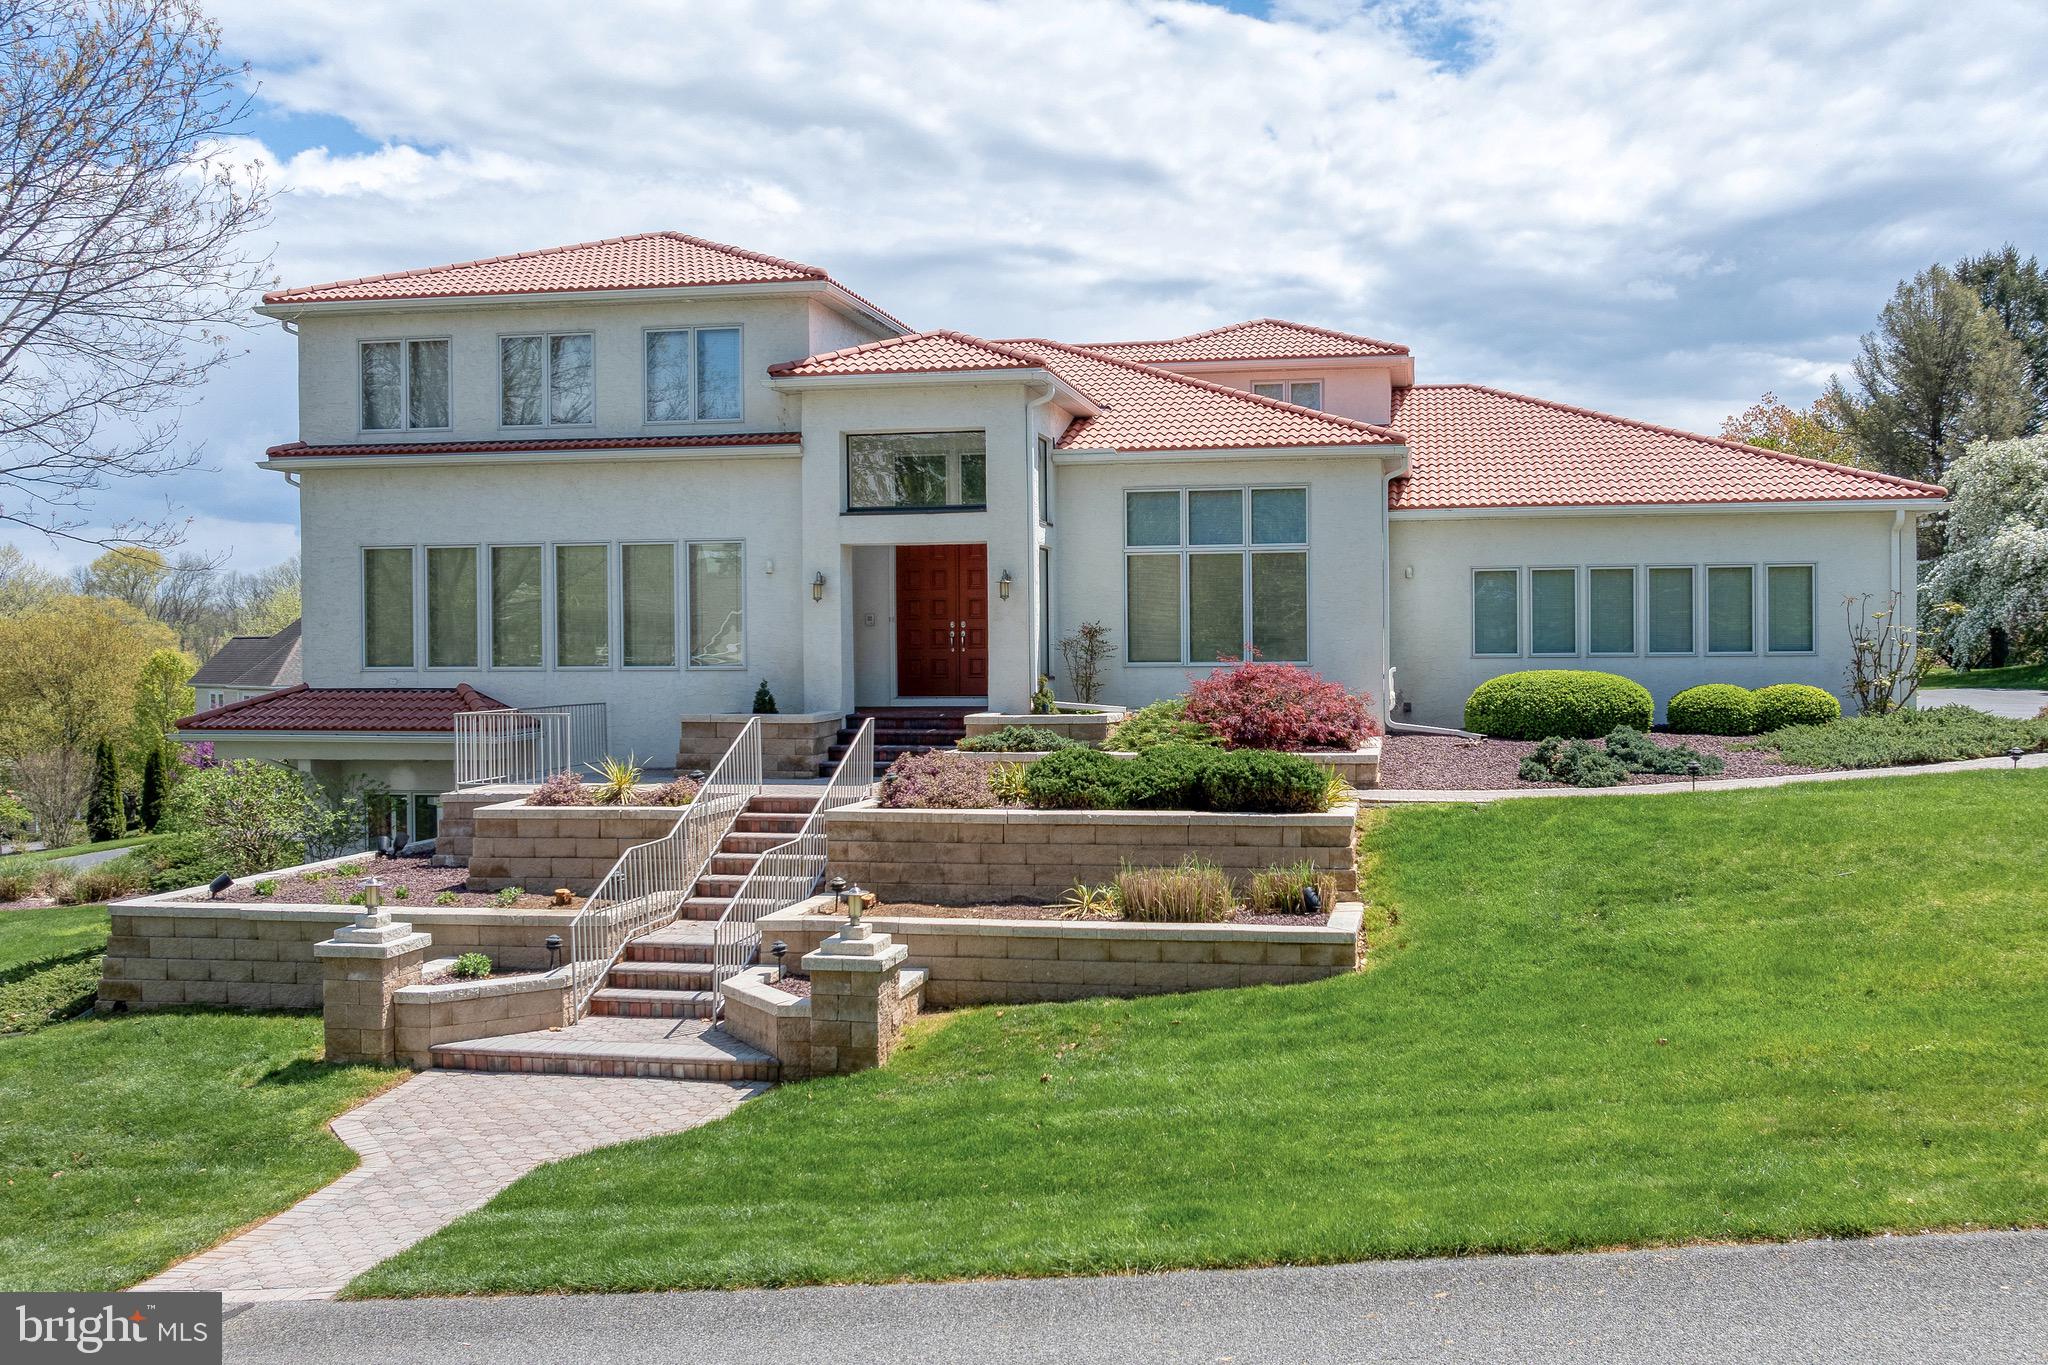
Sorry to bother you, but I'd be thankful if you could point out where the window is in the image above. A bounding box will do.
[1251,380,1323,410]
[500,333,593,426]
[426,547,478,668]
[1530,568,1577,655]
[688,541,744,667]
[1039,546,1053,675]
[642,326,743,422]
[1123,486,1310,665]
[490,545,543,668]
[1472,569,1519,656]
[368,793,440,852]
[361,339,450,431]
[1767,565,1815,652]
[846,431,987,511]
[363,547,415,668]
[554,544,610,667]
[621,543,677,668]
[1707,566,1755,653]
[1589,567,1636,655]
[1648,566,1696,654]
[1036,436,1053,525]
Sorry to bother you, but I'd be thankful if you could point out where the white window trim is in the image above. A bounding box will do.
[642,323,746,426]
[842,429,991,513]
[1470,565,1521,658]
[359,338,452,433]
[1250,378,1326,410]
[1122,484,1311,667]
[360,545,419,671]
[1645,564,1699,657]
[1765,562,1820,656]
[484,543,548,672]
[1036,435,1054,527]
[1527,565,1579,658]
[551,541,614,671]
[1705,563,1759,656]
[685,538,748,671]
[497,331,596,429]
[1585,565,1639,657]
[422,543,483,671]
[619,540,682,671]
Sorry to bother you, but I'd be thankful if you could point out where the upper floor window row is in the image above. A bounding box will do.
[358,327,746,433]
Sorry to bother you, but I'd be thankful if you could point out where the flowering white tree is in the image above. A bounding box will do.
[1921,435,2048,665]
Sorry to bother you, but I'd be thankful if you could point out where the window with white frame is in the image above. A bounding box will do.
[368,792,440,851]
[621,542,677,668]
[1124,487,1309,664]
[1467,560,1817,659]
[1472,569,1519,656]
[1529,568,1577,655]
[1707,565,1755,653]
[553,544,610,668]
[360,339,450,431]
[1588,567,1636,655]
[1647,566,1696,654]
[687,541,744,667]
[490,545,544,668]
[500,333,593,426]
[644,326,743,422]
[1766,564,1815,652]
[846,431,987,512]
[362,547,414,668]
[1251,380,1323,410]
[425,546,478,668]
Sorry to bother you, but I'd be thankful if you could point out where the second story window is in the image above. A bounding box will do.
[500,333,593,426]
[1251,380,1322,410]
[361,339,450,431]
[645,326,743,422]
[846,431,987,512]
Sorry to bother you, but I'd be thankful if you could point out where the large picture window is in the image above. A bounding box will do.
[425,546,478,668]
[687,541,744,668]
[1767,565,1815,652]
[846,432,987,512]
[621,543,677,668]
[553,544,610,668]
[361,339,450,431]
[1124,487,1309,665]
[500,333,593,427]
[363,548,415,668]
[490,545,543,668]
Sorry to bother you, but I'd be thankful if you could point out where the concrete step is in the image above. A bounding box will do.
[587,986,715,1018]
[605,959,714,991]
[430,1017,777,1082]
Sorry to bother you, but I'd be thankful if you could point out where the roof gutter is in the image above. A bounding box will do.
[253,278,908,332]
[1389,497,1947,519]
[260,442,801,472]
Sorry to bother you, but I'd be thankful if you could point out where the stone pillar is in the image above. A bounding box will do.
[314,908,432,1066]
[801,919,910,1075]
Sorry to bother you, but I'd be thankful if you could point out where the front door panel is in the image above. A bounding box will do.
[895,544,988,697]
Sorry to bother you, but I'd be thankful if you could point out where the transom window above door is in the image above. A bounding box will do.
[500,333,594,427]
[846,431,987,512]
[1251,380,1323,410]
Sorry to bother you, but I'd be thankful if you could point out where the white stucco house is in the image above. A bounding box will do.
[177,230,1943,821]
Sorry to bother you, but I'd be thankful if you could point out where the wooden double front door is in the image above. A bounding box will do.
[895,544,988,698]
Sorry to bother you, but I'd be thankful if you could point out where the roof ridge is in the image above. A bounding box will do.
[1399,383,1946,495]
[767,329,1038,376]
[1010,337,1404,443]
[1084,316,1411,357]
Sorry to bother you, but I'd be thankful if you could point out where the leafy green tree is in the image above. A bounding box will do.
[1922,435,2048,667]
[86,738,122,841]
[1720,392,1860,466]
[0,596,179,761]
[127,647,195,777]
[161,760,380,875]
[1825,264,2032,489]
[1955,244,2048,433]
[0,545,63,615]
[139,748,167,832]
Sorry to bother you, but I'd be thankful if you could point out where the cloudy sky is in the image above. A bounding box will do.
[12,0,2048,572]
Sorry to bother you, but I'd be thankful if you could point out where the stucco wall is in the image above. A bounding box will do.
[1155,363,1394,425]
[1387,508,1918,728]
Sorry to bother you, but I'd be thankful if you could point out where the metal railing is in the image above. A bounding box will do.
[566,717,761,1015]
[454,702,609,787]
[712,718,875,1015]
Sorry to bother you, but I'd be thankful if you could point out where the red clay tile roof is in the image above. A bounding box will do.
[177,684,509,734]
[1387,384,1946,510]
[263,231,908,327]
[768,330,1040,377]
[1085,319,1409,362]
[264,433,799,460]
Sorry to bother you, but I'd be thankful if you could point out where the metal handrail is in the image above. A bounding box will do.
[711,718,875,1015]
[454,702,608,787]
[565,717,761,1016]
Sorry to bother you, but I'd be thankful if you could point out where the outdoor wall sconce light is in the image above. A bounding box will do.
[811,570,827,602]
[544,934,562,970]
[998,570,1013,600]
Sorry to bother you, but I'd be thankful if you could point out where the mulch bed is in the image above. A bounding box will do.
[873,900,1330,927]
[1377,733,1818,792]
[171,856,578,911]
[419,965,542,986]
[761,973,811,999]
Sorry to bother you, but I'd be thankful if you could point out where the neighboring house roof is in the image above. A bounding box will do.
[262,231,908,328]
[190,620,303,691]
[264,433,800,460]
[1387,384,1947,510]
[1084,319,1410,362]
[769,330,1040,377]
[176,683,508,734]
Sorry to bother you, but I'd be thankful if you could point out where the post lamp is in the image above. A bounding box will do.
[1685,759,1701,793]
[360,877,383,913]
[2009,746,2026,771]
[544,934,562,970]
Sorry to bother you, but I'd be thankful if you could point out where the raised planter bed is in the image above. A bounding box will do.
[962,708,1125,745]
[760,893,1364,1008]
[824,798,1358,902]
[947,739,1381,789]
[467,798,690,893]
[677,711,844,778]
[392,964,573,1068]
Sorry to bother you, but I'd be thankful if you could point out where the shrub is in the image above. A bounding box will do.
[752,680,777,715]
[878,751,1000,809]
[1752,683,1841,730]
[1464,670,1654,740]
[450,952,493,980]
[1248,861,1338,915]
[114,830,229,893]
[160,759,374,874]
[1057,622,1115,704]
[1666,684,1761,736]
[335,861,364,876]
[1602,727,1721,777]
[1029,675,1057,715]
[394,884,410,900]
[1199,749,1332,813]
[1114,857,1236,923]
[66,864,144,904]
[646,775,699,807]
[1755,705,2048,769]
[1116,743,1221,809]
[139,748,166,832]
[253,879,278,897]
[1185,662,1378,750]
[87,738,122,842]
[0,868,39,902]
[958,726,1080,753]
[986,761,1031,806]
[1019,748,1128,810]
[526,771,589,807]
[585,755,643,806]
[1518,738,1629,787]
[1110,698,1222,752]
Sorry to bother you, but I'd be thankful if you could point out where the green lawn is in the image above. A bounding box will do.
[1925,662,2048,690]
[0,834,158,867]
[354,770,2048,1298]
[0,906,398,1291]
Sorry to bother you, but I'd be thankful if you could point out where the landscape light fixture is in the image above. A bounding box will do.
[544,934,562,970]
[2009,746,2026,770]
[207,872,233,900]
[360,877,383,913]
[771,939,788,981]
[811,571,827,603]
[1685,758,1702,792]
[998,570,1013,600]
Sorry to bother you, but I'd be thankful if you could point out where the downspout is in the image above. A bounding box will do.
[1379,462,1396,728]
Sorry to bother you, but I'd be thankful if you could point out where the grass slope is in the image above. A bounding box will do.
[1925,663,2048,691]
[353,772,2048,1298]
[0,835,157,867]
[0,903,110,1034]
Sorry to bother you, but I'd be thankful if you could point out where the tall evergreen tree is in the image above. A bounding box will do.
[86,739,122,842]
[139,748,167,832]
[1955,244,2048,434]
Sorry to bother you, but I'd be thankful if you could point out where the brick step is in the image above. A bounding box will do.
[708,852,763,876]
[625,923,716,962]
[721,831,800,855]
[839,727,964,745]
[693,874,747,898]
[605,960,714,991]
[587,987,715,1018]
[676,895,732,919]
[746,796,818,815]
[431,1018,778,1082]
[734,813,808,835]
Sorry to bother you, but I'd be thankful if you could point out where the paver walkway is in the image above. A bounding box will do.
[135,1069,764,1303]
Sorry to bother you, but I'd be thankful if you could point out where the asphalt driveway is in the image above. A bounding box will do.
[1932,686,2048,719]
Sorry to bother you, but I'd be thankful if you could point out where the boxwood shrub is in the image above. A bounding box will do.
[1752,683,1841,731]
[1463,670,1654,740]
[1018,743,1330,813]
[1665,683,1760,736]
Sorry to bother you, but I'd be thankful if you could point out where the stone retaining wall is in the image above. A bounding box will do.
[949,741,1382,789]
[824,800,1357,901]
[962,709,1124,744]
[760,897,1363,1008]
[432,784,530,867]
[720,963,927,1078]
[677,712,843,779]
[467,800,683,893]
[392,967,573,1068]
